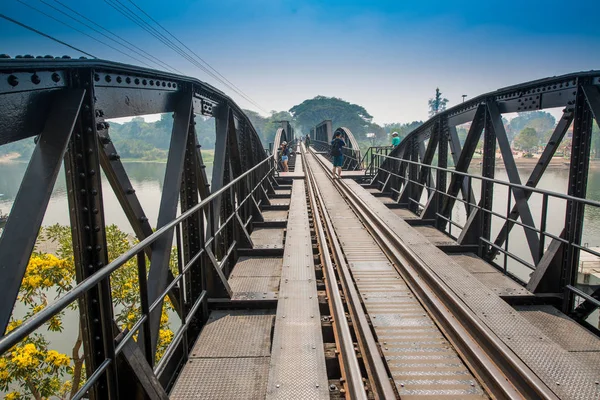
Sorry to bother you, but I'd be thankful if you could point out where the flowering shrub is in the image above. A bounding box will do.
[0,225,176,399]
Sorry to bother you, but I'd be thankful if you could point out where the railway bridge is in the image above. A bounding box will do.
[0,59,599,399]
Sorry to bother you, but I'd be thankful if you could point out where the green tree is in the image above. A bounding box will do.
[514,127,539,152]
[289,96,381,138]
[508,111,555,144]
[428,88,449,117]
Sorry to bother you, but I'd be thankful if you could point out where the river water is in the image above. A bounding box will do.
[0,162,214,234]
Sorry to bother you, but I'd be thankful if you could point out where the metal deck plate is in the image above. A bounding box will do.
[266,180,329,400]
[379,196,398,204]
[449,253,500,273]
[230,256,282,277]
[344,178,600,399]
[515,305,600,352]
[229,276,280,299]
[251,227,285,248]
[270,198,291,206]
[170,357,270,400]
[449,254,532,297]
[190,311,275,358]
[413,225,458,246]
[170,310,274,400]
[262,209,289,221]
[393,208,420,219]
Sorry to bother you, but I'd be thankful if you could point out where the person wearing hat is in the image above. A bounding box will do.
[280,141,290,172]
[391,132,400,147]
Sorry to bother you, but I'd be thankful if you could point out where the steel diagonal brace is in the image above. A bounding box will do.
[98,130,183,318]
[582,85,600,128]
[448,126,476,210]
[491,110,574,262]
[440,104,485,221]
[486,101,541,262]
[145,92,193,356]
[0,89,85,334]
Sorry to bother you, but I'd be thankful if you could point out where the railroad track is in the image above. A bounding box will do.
[302,145,557,400]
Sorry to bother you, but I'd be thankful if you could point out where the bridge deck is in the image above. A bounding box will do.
[169,152,599,400]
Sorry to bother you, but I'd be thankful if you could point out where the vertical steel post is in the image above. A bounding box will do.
[179,115,207,338]
[480,102,497,252]
[64,68,118,399]
[435,117,448,228]
[562,81,594,313]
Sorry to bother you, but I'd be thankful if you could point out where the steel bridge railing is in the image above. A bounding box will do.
[360,145,394,174]
[371,153,600,321]
[0,156,274,399]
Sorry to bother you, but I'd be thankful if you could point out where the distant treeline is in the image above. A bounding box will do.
[2,97,598,161]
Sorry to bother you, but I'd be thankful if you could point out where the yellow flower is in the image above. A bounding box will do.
[5,391,19,400]
[159,329,173,343]
[160,312,169,325]
[5,320,22,334]
[45,350,70,368]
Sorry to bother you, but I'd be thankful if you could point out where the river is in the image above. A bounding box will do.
[0,162,213,234]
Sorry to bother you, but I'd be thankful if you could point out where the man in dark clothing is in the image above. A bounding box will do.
[330,132,346,179]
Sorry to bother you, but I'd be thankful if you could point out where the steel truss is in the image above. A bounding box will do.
[0,58,272,398]
[372,71,600,326]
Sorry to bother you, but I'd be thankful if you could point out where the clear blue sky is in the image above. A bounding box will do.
[2,0,599,124]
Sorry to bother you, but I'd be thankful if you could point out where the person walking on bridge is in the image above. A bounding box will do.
[391,131,401,147]
[280,141,290,172]
[330,132,345,179]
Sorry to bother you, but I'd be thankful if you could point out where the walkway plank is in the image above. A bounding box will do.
[266,180,329,399]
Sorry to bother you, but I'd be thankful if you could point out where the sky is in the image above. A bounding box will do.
[2,0,599,125]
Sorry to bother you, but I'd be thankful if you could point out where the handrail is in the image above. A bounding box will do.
[374,153,600,207]
[0,155,274,354]
[370,152,600,298]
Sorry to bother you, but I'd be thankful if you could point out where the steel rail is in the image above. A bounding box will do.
[304,145,368,399]
[302,145,397,399]
[309,149,559,400]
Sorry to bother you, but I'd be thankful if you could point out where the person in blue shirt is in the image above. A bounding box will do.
[330,132,346,179]
[280,141,290,172]
[391,131,401,147]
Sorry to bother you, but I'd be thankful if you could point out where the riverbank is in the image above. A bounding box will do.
[0,153,21,163]
[471,156,600,169]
